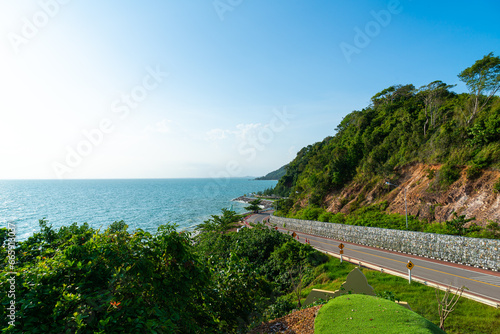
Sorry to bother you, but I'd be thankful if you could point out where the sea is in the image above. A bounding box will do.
[0,178,277,241]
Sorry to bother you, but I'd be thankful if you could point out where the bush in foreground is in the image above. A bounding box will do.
[1,212,329,333]
[1,220,217,333]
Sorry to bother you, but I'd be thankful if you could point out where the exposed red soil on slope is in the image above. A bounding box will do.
[324,163,500,226]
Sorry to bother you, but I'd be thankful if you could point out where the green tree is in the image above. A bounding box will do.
[418,80,455,135]
[245,199,262,213]
[208,252,272,332]
[195,208,241,233]
[445,213,477,236]
[458,52,500,123]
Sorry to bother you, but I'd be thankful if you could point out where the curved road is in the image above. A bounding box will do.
[249,211,500,308]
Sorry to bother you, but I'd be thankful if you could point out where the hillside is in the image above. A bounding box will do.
[271,53,500,226]
[325,163,500,225]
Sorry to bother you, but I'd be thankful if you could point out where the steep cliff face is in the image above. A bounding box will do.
[325,163,500,225]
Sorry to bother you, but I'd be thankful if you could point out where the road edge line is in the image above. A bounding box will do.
[315,246,500,309]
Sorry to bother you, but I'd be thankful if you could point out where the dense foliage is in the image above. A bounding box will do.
[1,220,216,333]
[193,212,328,332]
[1,212,327,333]
[270,54,500,223]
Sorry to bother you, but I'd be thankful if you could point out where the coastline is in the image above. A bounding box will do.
[231,195,274,210]
[4,178,278,242]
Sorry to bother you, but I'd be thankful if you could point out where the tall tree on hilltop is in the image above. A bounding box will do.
[418,80,455,135]
[370,84,415,107]
[458,52,500,124]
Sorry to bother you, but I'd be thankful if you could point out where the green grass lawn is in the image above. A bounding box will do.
[362,269,500,334]
[294,257,500,334]
[314,294,445,334]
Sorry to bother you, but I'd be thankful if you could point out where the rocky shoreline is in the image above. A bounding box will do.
[231,196,274,210]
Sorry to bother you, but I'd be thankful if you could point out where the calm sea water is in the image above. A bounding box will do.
[0,178,277,241]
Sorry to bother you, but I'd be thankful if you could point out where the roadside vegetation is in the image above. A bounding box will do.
[290,257,500,334]
[0,212,325,333]
[3,212,498,333]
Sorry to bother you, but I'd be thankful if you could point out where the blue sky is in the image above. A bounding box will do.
[1,0,499,179]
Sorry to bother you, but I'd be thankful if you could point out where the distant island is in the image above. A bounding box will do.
[255,164,287,180]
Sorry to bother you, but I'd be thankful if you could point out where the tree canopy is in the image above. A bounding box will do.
[1,214,327,333]
[458,52,500,123]
[245,199,262,213]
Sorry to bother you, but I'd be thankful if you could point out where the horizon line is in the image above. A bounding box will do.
[0,176,275,181]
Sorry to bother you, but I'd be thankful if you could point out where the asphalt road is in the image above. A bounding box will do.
[248,211,500,307]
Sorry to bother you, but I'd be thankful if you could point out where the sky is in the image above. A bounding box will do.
[0,0,499,179]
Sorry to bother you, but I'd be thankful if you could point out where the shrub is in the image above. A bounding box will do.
[467,221,500,239]
[1,221,217,333]
[339,197,349,209]
[106,220,128,233]
[445,213,476,236]
[424,222,449,234]
[263,297,295,320]
[494,178,500,193]
[377,290,400,302]
[466,163,483,180]
[329,213,346,224]
[318,211,334,222]
[483,221,500,239]
[0,227,8,247]
[379,200,389,211]
[297,207,325,221]
[437,163,461,186]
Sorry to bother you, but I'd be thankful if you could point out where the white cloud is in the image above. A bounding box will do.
[234,123,263,140]
[205,123,265,142]
[205,128,229,141]
[146,119,172,134]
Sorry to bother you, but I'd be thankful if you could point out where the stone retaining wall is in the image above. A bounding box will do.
[270,215,500,271]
